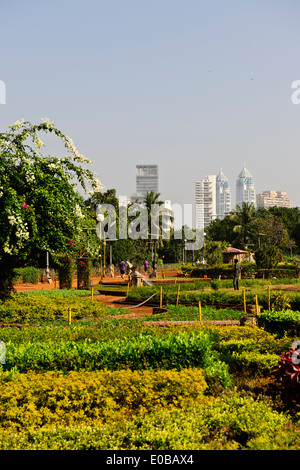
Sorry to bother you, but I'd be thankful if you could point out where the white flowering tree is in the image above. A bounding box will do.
[0,118,103,297]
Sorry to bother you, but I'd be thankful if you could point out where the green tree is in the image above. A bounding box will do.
[230,202,256,248]
[205,241,227,267]
[86,188,119,213]
[205,214,236,244]
[250,212,295,268]
[0,118,101,297]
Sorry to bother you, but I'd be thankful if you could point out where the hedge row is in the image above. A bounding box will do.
[0,393,293,450]
[0,292,105,323]
[0,368,208,431]
[4,331,232,390]
[257,310,300,337]
[187,265,300,280]
[127,285,300,311]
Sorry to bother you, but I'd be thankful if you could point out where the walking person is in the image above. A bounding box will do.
[143,259,149,274]
[233,258,242,290]
[127,259,134,282]
[119,260,126,280]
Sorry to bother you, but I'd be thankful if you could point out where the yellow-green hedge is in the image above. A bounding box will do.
[0,368,208,431]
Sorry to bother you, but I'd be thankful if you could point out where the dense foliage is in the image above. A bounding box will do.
[0,119,101,296]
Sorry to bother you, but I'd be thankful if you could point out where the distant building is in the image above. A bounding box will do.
[131,164,159,203]
[195,175,216,230]
[256,191,291,209]
[216,168,231,219]
[118,195,131,207]
[223,246,252,264]
[236,164,256,208]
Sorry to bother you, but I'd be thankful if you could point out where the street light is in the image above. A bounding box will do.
[96,213,105,279]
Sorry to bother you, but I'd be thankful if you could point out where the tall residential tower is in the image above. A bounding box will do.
[195,175,216,230]
[236,164,256,208]
[216,168,231,219]
[131,164,159,203]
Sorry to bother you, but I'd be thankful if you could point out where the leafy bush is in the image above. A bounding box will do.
[0,368,208,431]
[0,393,290,450]
[57,257,75,289]
[14,267,42,284]
[0,292,105,323]
[270,291,291,311]
[257,310,300,337]
[277,346,300,409]
[5,331,227,380]
[225,351,280,376]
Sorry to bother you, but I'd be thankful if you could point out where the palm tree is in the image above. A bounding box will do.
[144,191,163,236]
[230,202,256,248]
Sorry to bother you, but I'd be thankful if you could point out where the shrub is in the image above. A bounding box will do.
[0,292,105,323]
[226,351,280,376]
[77,258,92,290]
[277,346,300,409]
[0,394,289,450]
[57,257,75,289]
[270,291,291,311]
[257,310,300,337]
[14,267,42,284]
[0,369,208,431]
[3,330,231,390]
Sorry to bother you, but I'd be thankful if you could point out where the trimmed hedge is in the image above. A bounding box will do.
[0,292,105,323]
[186,264,300,280]
[4,331,231,390]
[0,393,291,450]
[0,368,208,431]
[257,310,300,337]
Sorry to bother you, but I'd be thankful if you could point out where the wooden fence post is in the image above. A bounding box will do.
[176,284,180,306]
[68,307,72,326]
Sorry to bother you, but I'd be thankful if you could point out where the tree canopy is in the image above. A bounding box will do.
[0,118,101,296]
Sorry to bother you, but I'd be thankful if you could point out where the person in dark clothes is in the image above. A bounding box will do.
[233,259,242,290]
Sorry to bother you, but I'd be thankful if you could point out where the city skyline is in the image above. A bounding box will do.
[118,161,293,230]
[1,1,300,210]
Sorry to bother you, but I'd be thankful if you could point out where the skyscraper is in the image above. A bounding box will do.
[195,175,216,230]
[131,164,159,203]
[236,164,256,208]
[216,168,231,219]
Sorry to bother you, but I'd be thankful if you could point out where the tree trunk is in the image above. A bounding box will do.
[0,255,17,298]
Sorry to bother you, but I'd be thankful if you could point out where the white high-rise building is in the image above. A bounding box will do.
[195,175,216,230]
[236,164,256,208]
[216,169,231,219]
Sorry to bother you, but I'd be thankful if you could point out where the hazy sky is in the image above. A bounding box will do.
[1,0,300,210]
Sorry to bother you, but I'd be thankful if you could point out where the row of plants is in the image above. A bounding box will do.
[127,284,300,311]
[0,288,299,450]
[142,304,244,322]
[0,320,293,382]
[0,373,296,450]
[3,331,232,391]
[0,290,105,323]
[0,368,208,431]
[0,319,298,450]
[142,304,300,338]
[185,263,300,280]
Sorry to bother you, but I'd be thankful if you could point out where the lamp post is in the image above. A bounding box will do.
[96,213,105,279]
